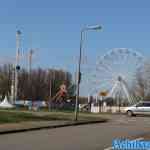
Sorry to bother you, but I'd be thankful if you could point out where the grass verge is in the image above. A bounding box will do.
[0,109,108,124]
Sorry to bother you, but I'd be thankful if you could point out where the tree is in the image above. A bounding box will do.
[0,64,12,99]
[133,60,150,99]
[0,64,76,101]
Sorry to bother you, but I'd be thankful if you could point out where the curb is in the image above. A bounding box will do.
[0,119,107,135]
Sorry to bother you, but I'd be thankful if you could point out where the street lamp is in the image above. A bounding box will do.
[84,25,102,31]
[74,25,102,121]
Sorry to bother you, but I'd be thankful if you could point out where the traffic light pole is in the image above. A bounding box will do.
[14,30,21,104]
[14,50,20,104]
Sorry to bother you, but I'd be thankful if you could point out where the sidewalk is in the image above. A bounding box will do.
[0,119,107,135]
[0,110,108,134]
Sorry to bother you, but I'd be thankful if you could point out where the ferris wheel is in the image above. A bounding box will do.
[83,48,144,103]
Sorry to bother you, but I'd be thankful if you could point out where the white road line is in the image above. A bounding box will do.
[104,137,144,150]
[104,146,112,150]
[104,146,113,150]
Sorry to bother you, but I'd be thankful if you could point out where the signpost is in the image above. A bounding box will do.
[99,90,108,112]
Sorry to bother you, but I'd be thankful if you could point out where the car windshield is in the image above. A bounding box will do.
[136,102,143,107]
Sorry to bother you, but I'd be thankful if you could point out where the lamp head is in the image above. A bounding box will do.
[86,25,102,31]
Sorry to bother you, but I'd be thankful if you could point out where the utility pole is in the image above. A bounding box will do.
[48,69,52,111]
[28,49,34,75]
[27,49,34,106]
[65,70,67,81]
[14,30,21,104]
[63,69,67,87]
[10,64,15,104]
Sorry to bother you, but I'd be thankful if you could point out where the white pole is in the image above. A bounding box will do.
[10,65,15,104]
[96,94,98,103]
[14,30,21,104]
[88,94,90,103]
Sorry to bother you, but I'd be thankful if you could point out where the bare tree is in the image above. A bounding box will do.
[0,65,76,101]
[133,60,150,99]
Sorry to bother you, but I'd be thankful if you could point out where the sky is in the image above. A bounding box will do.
[0,0,150,95]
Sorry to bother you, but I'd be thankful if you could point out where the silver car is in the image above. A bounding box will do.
[125,101,150,116]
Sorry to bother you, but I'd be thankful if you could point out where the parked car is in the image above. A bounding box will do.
[124,101,150,116]
[79,103,91,112]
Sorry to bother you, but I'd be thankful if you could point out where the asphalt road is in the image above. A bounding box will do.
[0,114,150,150]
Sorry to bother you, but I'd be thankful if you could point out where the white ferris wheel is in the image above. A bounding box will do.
[82,48,144,104]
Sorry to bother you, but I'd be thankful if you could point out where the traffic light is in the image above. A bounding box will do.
[79,72,82,83]
[16,65,20,71]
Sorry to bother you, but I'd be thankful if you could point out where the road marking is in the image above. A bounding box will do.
[104,137,144,150]
[104,146,113,150]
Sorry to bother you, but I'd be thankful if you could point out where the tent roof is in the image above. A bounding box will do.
[0,96,14,108]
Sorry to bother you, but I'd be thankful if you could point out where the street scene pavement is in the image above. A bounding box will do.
[0,114,150,150]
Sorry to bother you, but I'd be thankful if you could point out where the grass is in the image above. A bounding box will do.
[0,111,53,123]
[0,109,108,124]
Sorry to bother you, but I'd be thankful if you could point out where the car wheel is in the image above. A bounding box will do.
[127,110,133,117]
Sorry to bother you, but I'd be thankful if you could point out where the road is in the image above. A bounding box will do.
[0,115,150,150]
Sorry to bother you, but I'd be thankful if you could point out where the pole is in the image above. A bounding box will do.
[88,94,90,103]
[11,65,15,104]
[28,49,34,74]
[119,89,121,113]
[74,25,102,120]
[14,30,21,104]
[74,30,84,121]
[27,49,34,103]
[49,70,52,111]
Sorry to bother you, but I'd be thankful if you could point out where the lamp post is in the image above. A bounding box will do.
[74,25,102,121]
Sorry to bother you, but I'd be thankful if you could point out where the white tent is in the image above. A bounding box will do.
[0,96,14,108]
